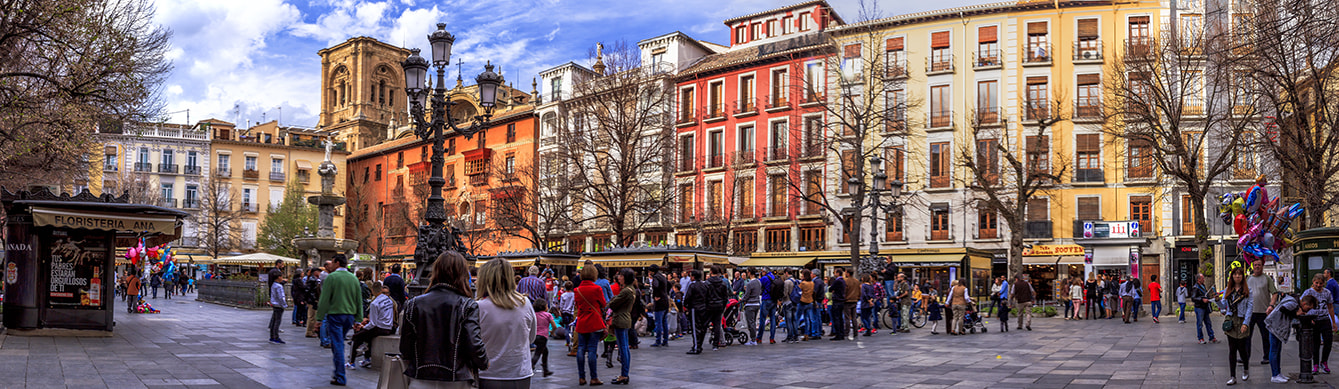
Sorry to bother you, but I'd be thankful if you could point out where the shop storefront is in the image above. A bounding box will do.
[2,189,186,335]
[1293,227,1339,291]
[809,248,992,298]
[537,248,727,275]
[1075,220,1150,280]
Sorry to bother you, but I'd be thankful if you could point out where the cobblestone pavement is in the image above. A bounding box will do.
[1,295,1336,388]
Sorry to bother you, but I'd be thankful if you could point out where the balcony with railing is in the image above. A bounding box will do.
[1125,38,1153,59]
[269,171,285,182]
[798,239,825,251]
[926,55,955,75]
[974,107,1001,126]
[130,124,210,140]
[885,59,908,79]
[1074,98,1103,122]
[1074,168,1104,183]
[1074,40,1103,63]
[677,155,697,173]
[469,173,489,186]
[732,98,758,117]
[134,162,152,172]
[764,93,792,112]
[732,150,756,168]
[676,109,697,126]
[240,202,257,213]
[215,168,231,178]
[801,91,825,107]
[929,174,951,189]
[1024,220,1053,239]
[706,153,725,169]
[157,198,177,208]
[928,110,953,130]
[1024,43,1053,66]
[182,199,199,209]
[157,163,178,174]
[800,143,824,160]
[183,165,201,175]
[973,50,1002,69]
[703,103,726,122]
[1023,101,1050,122]
[242,168,259,180]
[766,145,788,162]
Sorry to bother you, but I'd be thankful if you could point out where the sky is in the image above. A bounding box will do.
[152,0,985,128]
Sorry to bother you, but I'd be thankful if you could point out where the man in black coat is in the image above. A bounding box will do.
[649,265,671,347]
[828,268,848,340]
[683,269,710,354]
[703,265,731,350]
[291,269,309,326]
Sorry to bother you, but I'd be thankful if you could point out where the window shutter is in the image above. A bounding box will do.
[1078,19,1099,38]
[104,146,118,155]
[1077,197,1101,220]
[844,43,862,58]
[931,32,951,48]
[1077,134,1100,152]
[1027,76,1048,85]
[1028,22,1048,35]
[1027,198,1049,221]
[1026,135,1050,152]
[1077,73,1101,85]
[978,26,998,43]
[1130,16,1150,24]
[886,37,904,51]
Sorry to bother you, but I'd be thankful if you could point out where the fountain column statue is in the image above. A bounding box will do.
[292,138,359,269]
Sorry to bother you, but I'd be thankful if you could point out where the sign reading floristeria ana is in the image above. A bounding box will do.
[30,207,177,235]
[1022,244,1086,256]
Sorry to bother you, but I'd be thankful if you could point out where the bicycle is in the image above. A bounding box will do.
[879,301,927,329]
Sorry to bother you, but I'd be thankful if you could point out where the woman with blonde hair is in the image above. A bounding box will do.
[475,258,537,388]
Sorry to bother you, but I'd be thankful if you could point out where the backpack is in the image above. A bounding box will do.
[789,280,804,304]
[768,276,785,301]
[706,280,728,311]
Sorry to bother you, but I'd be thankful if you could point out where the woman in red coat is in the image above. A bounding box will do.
[573,261,608,386]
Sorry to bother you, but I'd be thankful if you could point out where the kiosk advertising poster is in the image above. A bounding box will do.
[45,230,108,309]
[1129,247,1141,279]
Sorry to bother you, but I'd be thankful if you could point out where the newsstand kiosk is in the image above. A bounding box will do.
[2,188,186,336]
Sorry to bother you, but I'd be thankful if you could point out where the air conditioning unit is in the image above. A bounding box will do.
[1082,51,1097,59]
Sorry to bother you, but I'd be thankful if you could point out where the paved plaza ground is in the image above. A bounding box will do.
[1,293,1336,388]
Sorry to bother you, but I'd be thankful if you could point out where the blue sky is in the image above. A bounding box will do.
[153,0,985,128]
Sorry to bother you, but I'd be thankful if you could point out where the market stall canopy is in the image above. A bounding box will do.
[579,253,665,268]
[211,253,300,266]
[475,258,536,268]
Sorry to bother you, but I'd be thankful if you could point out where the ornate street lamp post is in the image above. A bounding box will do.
[845,156,906,275]
[401,23,503,290]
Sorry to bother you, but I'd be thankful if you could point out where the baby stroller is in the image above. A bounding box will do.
[719,298,750,346]
[961,304,988,334]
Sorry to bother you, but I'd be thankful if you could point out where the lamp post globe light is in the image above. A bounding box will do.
[400,22,503,289]
[849,156,906,275]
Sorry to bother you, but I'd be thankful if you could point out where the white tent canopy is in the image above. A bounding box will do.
[207,253,300,266]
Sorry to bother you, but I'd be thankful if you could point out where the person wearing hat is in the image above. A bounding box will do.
[518,265,547,303]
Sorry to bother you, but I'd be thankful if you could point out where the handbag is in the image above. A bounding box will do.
[377,353,409,389]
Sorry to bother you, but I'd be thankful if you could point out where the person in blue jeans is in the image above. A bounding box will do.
[1191,274,1218,343]
[809,271,825,339]
[758,272,779,343]
[648,265,671,347]
[1176,281,1189,323]
[316,256,363,386]
[1265,293,1311,383]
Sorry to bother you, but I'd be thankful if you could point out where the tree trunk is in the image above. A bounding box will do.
[1008,219,1024,280]
[1191,192,1214,287]
[848,213,863,273]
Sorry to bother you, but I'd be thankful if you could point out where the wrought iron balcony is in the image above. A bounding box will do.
[134,162,152,172]
[184,165,201,175]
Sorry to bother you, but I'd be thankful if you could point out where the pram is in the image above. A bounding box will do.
[719,298,751,345]
[961,304,988,334]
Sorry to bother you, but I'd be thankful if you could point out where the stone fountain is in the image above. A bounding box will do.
[292,139,359,269]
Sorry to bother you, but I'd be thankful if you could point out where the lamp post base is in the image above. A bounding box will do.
[409,223,470,297]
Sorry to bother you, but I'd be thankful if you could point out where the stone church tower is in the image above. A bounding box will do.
[317,37,411,152]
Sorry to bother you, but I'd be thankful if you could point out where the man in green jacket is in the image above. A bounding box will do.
[317,254,363,386]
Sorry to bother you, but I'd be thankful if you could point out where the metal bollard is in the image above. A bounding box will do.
[1299,315,1316,384]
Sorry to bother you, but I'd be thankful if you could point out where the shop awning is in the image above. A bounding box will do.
[31,206,178,235]
[476,258,535,268]
[579,253,665,268]
[696,253,729,264]
[890,253,967,267]
[738,256,815,267]
[666,253,696,263]
[1023,256,1084,265]
[212,253,301,266]
[295,160,313,170]
[540,256,580,266]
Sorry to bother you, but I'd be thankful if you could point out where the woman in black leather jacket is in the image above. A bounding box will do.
[401,251,488,388]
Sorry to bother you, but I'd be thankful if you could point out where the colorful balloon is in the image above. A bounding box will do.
[1245,186,1262,215]
[1261,232,1276,248]
[1233,214,1248,235]
[1231,198,1246,215]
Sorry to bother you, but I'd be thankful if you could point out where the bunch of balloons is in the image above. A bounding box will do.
[123,241,181,277]
[1217,175,1305,264]
[133,301,160,314]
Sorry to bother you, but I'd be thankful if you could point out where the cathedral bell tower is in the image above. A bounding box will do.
[317,37,411,152]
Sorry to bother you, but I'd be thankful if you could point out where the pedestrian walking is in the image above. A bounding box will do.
[573,261,608,386]
[1068,279,1083,320]
[292,270,309,327]
[684,269,709,354]
[1265,293,1313,383]
[607,268,638,385]
[783,271,801,342]
[384,263,407,308]
[268,276,287,344]
[1177,281,1190,324]
[124,273,141,313]
[948,279,972,335]
[1246,258,1278,366]
[843,269,860,340]
[1304,273,1336,374]
[475,257,538,388]
[996,285,1010,332]
[649,265,671,348]
[757,270,779,344]
[809,272,825,340]
[988,277,1003,319]
[894,274,912,333]
[316,254,363,386]
[532,299,555,377]
[150,272,162,299]
[305,267,324,340]
[926,290,943,334]
[1012,274,1035,331]
[1149,275,1163,323]
[1192,274,1219,344]
[859,274,877,336]
[828,269,847,340]
[400,251,488,389]
[1223,267,1253,385]
[704,266,731,349]
[518,266,548,305]
[348,282,394,369]
[1084,275,1099,320]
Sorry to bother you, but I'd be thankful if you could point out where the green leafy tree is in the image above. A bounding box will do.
[257,179,316,257]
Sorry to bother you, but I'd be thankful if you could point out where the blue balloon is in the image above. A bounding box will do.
[1246,186,1263,214]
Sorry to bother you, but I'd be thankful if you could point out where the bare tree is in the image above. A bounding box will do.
[0,0,172,189]
[195,175,239,258]
[784,2,917,271]
[345,175,385,261]
[552,41,677,247]
[1239,0,1339,228]
[958,97,1070,279]
[486,155,574,251]
[1103,16,1257,265]
[108,170,162,205]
